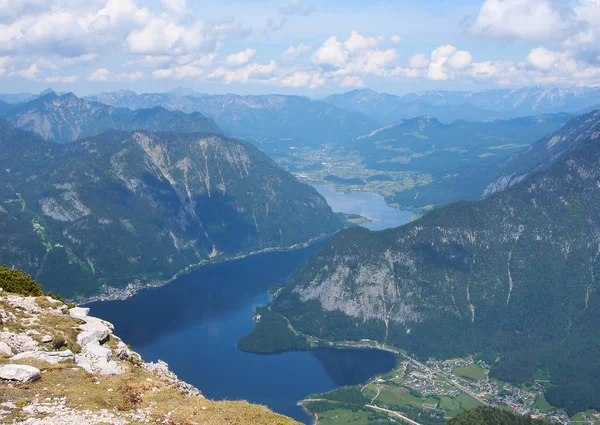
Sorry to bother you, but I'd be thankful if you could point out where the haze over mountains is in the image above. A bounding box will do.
[326,87,600,124]
[247,109,600,414]
[86,90,379,154]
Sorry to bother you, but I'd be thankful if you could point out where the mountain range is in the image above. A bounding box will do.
[86,90,379,154]
[355,113,571,178]
[0,91,221,143]
[244,109,600,414]
[325,87,600,124]
[390,110,600,209]
[0,118,343,300]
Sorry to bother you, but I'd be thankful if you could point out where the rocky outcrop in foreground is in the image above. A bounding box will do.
[0,289,298,425]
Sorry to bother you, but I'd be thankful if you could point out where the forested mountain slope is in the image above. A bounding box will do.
[255,111,600,413]
[0,119,343,299]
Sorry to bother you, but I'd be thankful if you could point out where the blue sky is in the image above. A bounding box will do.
[0,0,598,96]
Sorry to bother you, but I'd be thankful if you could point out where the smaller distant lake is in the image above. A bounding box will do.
[314,185,413,231]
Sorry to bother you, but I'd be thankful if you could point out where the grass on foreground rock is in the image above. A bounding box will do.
[0,288,300,425]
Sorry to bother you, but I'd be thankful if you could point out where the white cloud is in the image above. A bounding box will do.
[344,31,379,52]
[390,67,422,79]
[89,68,110,81]
[427,45,457,81]
[9,63,41,79]
[312,37,348,68]
[208,61,277,84]
[447,50,473,70]
[470,0,578,42]
[153,65,202,80]
[409,53,430,69]
[280,71,324,89]
[527,47,560,70]
[227,48,256,67]
[281,44,312,62]
[390,35,402,45]
[161,0,187,19]
[0,0,251,85]
[311,32,399,87]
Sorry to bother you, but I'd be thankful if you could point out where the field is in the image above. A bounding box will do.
[315,408,372,425]
[452,364,487,381]
[302,359,487,425]
[534,395,553,414]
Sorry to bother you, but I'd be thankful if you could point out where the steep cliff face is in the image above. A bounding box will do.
[0,121,343,299]
[262,113,600,412]
[0,290,299,425]
[0,92,221,143]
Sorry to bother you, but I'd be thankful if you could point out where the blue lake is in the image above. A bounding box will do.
[314,185,414,231]
[88,244,398,424]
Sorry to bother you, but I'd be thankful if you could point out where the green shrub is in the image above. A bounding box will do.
[0,266,43,296]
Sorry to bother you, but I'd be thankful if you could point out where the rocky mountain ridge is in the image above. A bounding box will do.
[0,92,221,143]
[86,90,380,153]
[0,119,343,300]
[325,87,600,124]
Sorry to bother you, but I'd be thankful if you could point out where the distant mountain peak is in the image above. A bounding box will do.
[39,88,56,96]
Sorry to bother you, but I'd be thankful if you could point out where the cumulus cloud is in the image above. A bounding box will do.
[470,0,579,42]
[153,65,201,80]
[312,37,348,68]
[527,47,561,70]
[89,68,110,81]
[279,71,324,88]
[447,50,473,70]
[409,53,430,69]
[227,48,256,67]
[208,61,277,84]
[390,35,402,45]
[0,0,251,83]
[9,63,41,79]
[161,0,187,18]
[310,32,401,87]
[344,31,379,52]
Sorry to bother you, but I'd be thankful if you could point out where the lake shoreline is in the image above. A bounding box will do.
[79,233,333,305]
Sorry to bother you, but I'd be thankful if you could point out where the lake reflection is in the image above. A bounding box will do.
[314,185,413,231]
[88,244,397,423]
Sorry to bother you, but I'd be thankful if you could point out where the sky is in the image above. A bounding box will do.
[1,0,600,96]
